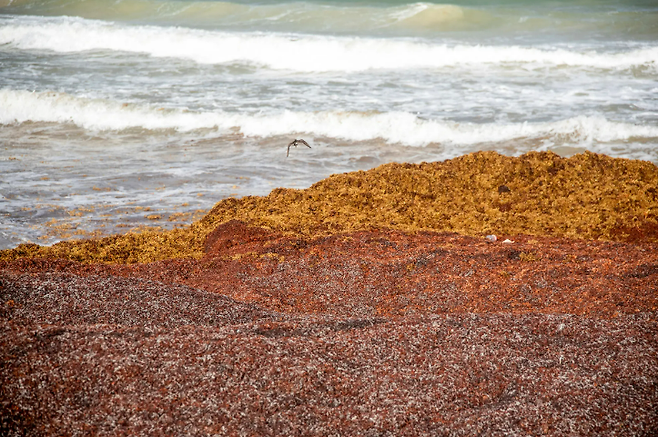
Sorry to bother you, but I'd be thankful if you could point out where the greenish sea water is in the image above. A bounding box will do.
[1,0,657,248]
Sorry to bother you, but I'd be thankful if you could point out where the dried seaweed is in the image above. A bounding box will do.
[2,216,658,435]
[2,151,657,264]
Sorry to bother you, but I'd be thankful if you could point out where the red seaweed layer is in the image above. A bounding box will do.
[1,223,657,435]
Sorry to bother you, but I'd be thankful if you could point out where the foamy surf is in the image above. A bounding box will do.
[1,0,657,250]
[1,16,656,72]
[3,89,657,147]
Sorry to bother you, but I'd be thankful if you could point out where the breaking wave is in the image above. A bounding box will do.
[3,89,657,146]
[1,16,657,72]
[0,1,490,34]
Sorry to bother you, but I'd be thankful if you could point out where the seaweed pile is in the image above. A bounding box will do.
[1,151,658,435]
[2,151,657,264]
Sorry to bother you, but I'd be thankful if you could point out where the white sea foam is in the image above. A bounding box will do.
[1,16,656,72]
[3,89,657,146]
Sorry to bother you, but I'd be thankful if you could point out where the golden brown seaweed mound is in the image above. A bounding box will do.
[2,151,657,264]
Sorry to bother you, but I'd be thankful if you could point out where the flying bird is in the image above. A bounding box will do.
[287,139,311,157]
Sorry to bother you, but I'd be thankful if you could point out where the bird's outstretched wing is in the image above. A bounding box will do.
[287,139,311,157]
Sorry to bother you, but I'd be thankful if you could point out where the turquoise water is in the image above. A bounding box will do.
[1,0,657,248]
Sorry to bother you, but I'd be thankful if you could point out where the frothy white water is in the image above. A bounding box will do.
[3,89,657,146]
[1,16,657,72]
[2,2,657,251]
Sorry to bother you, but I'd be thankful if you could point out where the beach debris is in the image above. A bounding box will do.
[502,239,515,244]
[485,234,497,243]
[287,139,311,157]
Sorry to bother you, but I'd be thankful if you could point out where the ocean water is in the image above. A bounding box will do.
[1,0,657,249]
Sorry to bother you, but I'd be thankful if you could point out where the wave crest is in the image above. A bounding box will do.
[2,89,657,147]
[393,3,465,29]
[1,16,656,72]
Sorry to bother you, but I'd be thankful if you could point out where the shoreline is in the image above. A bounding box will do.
[2,150,657,264]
